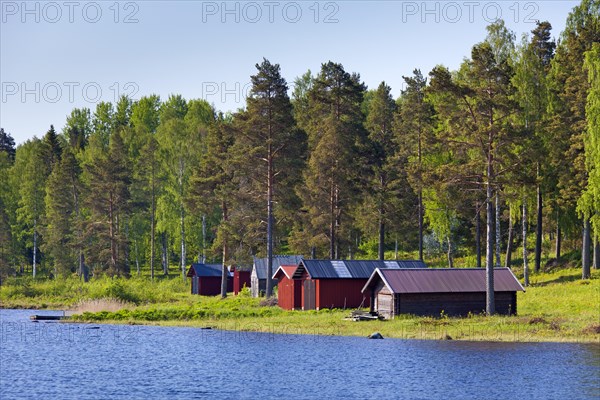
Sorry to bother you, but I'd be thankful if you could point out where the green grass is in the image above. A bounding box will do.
[2,267,598,342]
[0,274,189,308]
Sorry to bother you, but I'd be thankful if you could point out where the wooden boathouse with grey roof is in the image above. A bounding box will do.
[251,255,303,297]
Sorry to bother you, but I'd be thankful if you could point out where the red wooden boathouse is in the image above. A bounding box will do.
[289,260,427,310]
[186,263,232,295]
[273,265,302,310]
[231,266,251,295]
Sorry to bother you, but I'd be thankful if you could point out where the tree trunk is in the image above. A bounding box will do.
[162,232,168,276]
[334,186,340,260]
[485,165,495,315]
[32,218,37,278]
[201,215,206,263]
[150,179,155,280]
[221,201,229,298]
[378,217,385,261]
[266,144,274,297]
[124,215,130,277]
[394,235,398,260]
[80,252,88,282]
[109,194,117,275]
[534,181,543,273]
[582,218,591,279]
[378,174,385,261]
[555,214,561,260]
[505,213,514,269]
[72,177,85,281]
[523,199,529,287]
[179,158,186,280]
[418,191,423,261]
[135,240,140,276]
[266,200,274,297]
[418,123,423,262]
[495,193,501,268]
[180,205,186,280]
[476,203,481,269]
[447,236,454,268]
[329,181,335,259]
[593,237,599,270]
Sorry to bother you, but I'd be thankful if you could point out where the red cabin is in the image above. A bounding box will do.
[232,266,251,295]
[290,260,427,310]
[186,263,232,296]
[273,265,302,310]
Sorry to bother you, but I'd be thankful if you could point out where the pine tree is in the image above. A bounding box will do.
[157,95,190,279]
[63,108,92,151]
[42,125,62,168]
[234,59,303,296]
[397,70,435,261]
[43,148,81,277]
[547,0,599,278]
[512,21,556,273]
[15,139,50,277]
[188,115,236,297]
[428,27,517,313]
[0,151,13,281]
[84,132,131,276]
[294,62,366,259]
[579,42,600,276]
[131,95,162,279]
[362,82,398,260]
[0,128,16,162]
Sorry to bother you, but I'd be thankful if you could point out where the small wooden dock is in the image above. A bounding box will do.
[343,310,382,322]
[30,315,70,321]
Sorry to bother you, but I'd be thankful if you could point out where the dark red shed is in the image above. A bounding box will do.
[273,265,302,310]
[362,268,525,318]
[291,260,427,310]
[186,263,232,296]
[232,266,251,295]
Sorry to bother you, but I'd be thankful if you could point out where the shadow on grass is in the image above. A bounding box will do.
[531,271,585,287]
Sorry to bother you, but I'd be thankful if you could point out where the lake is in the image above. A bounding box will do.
[1,309,598,399]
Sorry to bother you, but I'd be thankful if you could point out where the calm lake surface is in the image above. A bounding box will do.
[1,309,598,399]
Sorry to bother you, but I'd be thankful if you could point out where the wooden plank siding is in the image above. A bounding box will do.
[388,291,516,317]
[277,275,302,310]
[303,279,370,310]
[233,270,251,295]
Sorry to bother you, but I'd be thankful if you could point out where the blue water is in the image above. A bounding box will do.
[1,309,598,399]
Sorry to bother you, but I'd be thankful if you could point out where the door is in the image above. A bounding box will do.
[192,276,198,294]
[303,279,316,310]
[377,292,393,319]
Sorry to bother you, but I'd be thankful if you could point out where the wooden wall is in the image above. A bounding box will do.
[381,291,517,317]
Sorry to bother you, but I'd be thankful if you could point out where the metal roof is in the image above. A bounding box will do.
[273,265,298,279]
[253,255,303,280]
[187,263,231,278]
[362,268,525,294]
[293,259,427,279]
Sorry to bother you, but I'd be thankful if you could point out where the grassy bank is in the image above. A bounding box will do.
[0,274,189,309]
[2,268,599,342]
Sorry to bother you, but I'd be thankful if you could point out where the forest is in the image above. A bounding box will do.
[0,1,598,307]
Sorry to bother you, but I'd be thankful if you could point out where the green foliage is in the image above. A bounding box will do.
[1,5,598,284]
[292,62,367,258]
[578,43,600,236]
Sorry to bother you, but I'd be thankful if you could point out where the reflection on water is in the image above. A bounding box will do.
[1,309,598,399]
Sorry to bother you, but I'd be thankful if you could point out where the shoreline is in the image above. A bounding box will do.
[6,307,599,344]
[2,268,598,344]
[73,318,600,344]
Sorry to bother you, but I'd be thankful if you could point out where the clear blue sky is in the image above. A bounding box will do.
[1,1,578,145]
